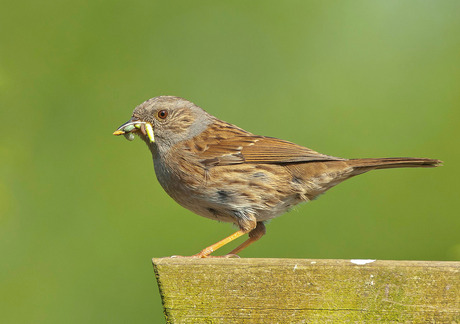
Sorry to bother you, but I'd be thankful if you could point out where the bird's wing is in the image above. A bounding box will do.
[182,122,344,167]
[241,136,344,164]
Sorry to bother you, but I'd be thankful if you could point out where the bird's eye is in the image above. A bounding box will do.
[157,110,168,119]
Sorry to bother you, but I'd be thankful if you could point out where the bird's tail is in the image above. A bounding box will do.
[347,157,442,174]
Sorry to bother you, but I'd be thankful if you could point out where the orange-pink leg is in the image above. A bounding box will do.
[193,229,247,258]
[227,222,266,256]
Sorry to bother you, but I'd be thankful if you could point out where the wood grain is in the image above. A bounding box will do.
[152,258,459,323]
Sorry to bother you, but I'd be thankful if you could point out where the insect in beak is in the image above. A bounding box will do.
[113,121,154,142]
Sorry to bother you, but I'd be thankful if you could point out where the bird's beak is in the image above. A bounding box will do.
[113,119,155,142]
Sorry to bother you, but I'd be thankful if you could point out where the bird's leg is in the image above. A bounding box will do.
[227,222,266,256]
[192,229,247,258]
[192,213,258,258]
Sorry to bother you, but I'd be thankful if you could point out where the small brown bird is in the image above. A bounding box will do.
[114,96,441,258]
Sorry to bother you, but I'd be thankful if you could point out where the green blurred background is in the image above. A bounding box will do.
[1,0,459,322]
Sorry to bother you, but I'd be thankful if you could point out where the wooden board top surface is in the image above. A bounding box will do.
[152,258,460,323]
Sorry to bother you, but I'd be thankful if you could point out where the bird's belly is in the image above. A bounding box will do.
[153,159,307,224]
[153,157,235,223]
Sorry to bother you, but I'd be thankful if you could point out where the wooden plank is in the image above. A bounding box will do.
[152,258,460,323]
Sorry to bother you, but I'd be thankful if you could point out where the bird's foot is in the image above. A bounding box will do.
[165,253,240,259]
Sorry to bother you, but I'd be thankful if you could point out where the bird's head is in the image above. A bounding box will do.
[113,96,213,151]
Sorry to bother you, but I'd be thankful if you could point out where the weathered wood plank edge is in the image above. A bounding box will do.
[152,258,460,323]
[152,257,460,267]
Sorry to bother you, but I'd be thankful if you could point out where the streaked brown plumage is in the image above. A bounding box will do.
[114,96,442,257]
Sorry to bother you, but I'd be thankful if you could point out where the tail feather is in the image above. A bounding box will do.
[347,157,442,170]
[288,157,442,200]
